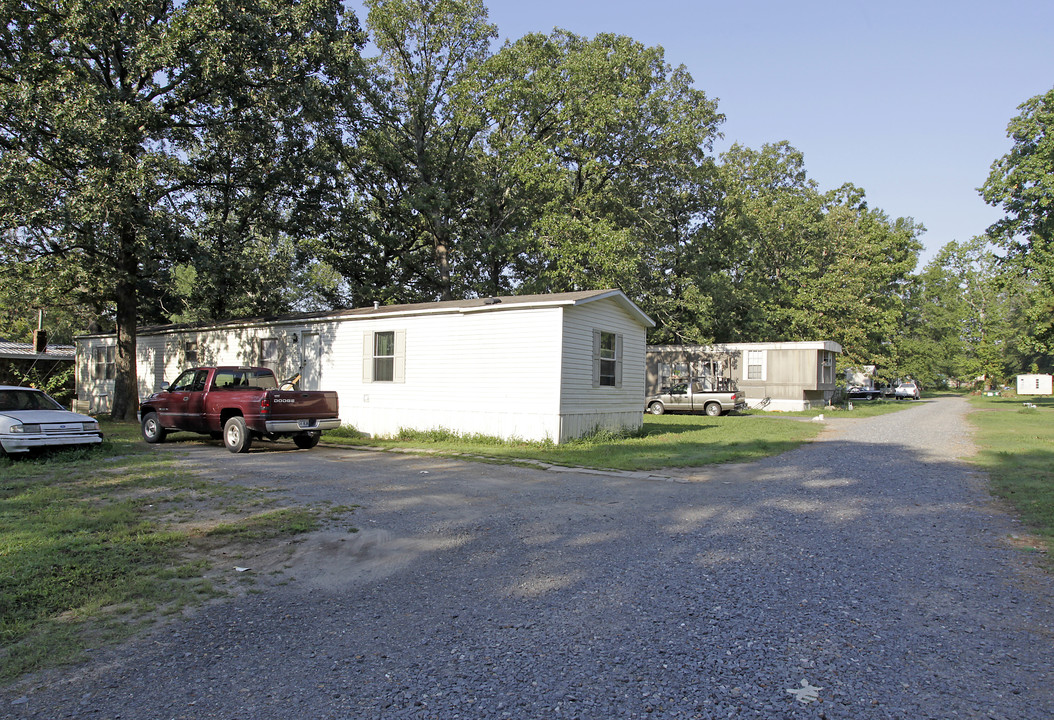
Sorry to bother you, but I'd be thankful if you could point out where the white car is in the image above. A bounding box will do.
[894,382,921,400]
[0,386,102,455]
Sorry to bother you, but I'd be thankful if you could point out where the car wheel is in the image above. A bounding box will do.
[223,416,252,453]
[141,412,167,444]
[647,401,665,415]
[294,431,320,450]
[704,402,722,417]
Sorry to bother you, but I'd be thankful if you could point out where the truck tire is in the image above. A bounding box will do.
[294,431,321,450]
[647,401,665,415]
[141,412,167,444]
[223,416,252,453]
[703,402,722,417]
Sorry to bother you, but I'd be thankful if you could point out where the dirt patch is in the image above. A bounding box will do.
[1005,533,1049,554]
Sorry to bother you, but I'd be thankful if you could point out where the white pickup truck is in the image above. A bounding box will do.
[645,379,748,417]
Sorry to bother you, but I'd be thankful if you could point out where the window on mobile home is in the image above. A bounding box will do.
[593,330,623,388]
[260,338,280,373]
[746,350,765,381]
[93,346,115,380]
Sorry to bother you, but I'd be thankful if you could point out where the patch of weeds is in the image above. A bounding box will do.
[565,425,647,445]
[204,508,321,540]
[393,427,529,446]
[327,424,367,439]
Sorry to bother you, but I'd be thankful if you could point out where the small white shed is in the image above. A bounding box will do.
[75,289,654,443]
[1016,373,1053,395]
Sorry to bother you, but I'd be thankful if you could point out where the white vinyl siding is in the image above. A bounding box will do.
[78,291,651,443]
[562,301,646,440]
[348,310,562,440]
[1016,374,1053,395]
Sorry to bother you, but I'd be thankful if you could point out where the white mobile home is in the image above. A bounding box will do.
[76,290,654,443]
[647,341,842,411]
[1016,373,1053,395]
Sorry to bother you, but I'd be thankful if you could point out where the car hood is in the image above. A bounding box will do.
[0,409,97,425]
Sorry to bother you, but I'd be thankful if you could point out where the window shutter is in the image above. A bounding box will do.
[393,330,406,383]
[592,329,601,388]
[362,331,373,382]
[615,334,623,388]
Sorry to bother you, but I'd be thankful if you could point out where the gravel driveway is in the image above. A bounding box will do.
[4,396,1053,719]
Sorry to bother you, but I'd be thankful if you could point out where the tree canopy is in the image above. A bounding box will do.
[0,0,364,418]
[706,142,922,367]
[6,0,1001,404]
[982,86,1054,356]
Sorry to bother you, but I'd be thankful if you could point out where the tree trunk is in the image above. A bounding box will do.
[436,240,452,301]
[110,228,140,422]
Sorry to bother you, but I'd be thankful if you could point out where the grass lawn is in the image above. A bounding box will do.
[0,421,354,682]
[326,412,832,471]
[967,392,1054,554]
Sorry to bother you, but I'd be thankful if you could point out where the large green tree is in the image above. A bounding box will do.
[0,0,363,419]
[477,30,723,337]
[708,142,826,342]
[982,86,1054,355]
[897,239,1018,387]
[325,0,494,305]
[710,142,921,365]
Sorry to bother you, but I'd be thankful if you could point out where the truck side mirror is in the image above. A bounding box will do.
[160,382,170,391]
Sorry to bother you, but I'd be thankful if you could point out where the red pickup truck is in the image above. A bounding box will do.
[138,366,340,453]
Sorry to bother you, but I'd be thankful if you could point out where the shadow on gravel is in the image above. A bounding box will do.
[150,434,309,453]
[225,435,1053,715]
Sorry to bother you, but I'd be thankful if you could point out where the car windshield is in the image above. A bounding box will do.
[0,389,64,412]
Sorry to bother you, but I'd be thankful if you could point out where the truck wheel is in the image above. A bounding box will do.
[223,416,252,453]
[704,402,722,417]
[647,401,665,415]
[294,431,320,450]
[141,412,167,444]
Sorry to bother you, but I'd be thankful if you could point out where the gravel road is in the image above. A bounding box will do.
[4,395,1053,719]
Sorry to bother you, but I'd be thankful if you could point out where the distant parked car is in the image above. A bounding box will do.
[895,382,921,400]
[0,385,103,456]
[847,386,882,401]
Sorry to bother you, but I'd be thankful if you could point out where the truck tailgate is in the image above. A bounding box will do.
[265,390,339,420]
